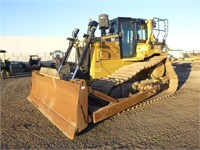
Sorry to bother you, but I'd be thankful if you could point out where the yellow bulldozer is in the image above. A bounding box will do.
[28,14,178,140]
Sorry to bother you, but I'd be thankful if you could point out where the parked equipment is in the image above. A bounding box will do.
[179,50,200,61]
[25,55,41,71]
[0,50,12,79]
[28,14,178,140]
[50,49,76,74]
[50,50,64,67]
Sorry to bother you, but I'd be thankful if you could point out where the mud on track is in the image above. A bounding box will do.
[0,61,200,149]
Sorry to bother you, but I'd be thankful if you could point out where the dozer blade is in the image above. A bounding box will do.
[27,68,89,140]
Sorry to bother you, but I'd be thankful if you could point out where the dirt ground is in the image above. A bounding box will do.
[0,61,200,149]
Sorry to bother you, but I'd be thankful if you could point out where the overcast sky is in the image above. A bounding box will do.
[1,0,200,50]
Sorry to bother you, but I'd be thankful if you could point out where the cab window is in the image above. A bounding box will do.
[121,22,133,58]
[137,24,147,40]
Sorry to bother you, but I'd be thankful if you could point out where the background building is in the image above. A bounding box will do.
[0,36,76,62]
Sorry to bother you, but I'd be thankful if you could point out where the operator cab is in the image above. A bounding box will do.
[99,15,148,58]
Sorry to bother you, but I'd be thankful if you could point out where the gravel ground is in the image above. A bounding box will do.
[0,61,200,149]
